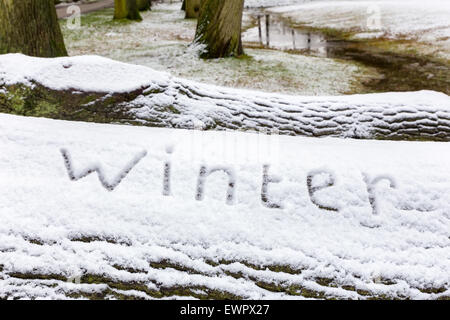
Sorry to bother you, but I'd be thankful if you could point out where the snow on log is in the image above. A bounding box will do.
[0,113,449,299]
[1,54,450,141]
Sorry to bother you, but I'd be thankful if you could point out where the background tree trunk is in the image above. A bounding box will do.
[0,0,67,57]
[114,0,142,20]
[181,0,186,11]
[194,0,244,58]
[137,0,151,11]
[185,0,201,19]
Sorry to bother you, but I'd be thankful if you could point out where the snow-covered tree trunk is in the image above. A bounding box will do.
[114,0,142,20]
[0,0,67,57]
[194,0,245,58]
[2,77,450,142]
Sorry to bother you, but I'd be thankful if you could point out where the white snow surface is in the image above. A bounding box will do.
[0,113,449,299]
[0,54,170,93]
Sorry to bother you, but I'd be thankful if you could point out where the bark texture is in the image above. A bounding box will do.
[137,0,151,11]
[0,0,67,57]
[2,80,450,142]
[185,0,201,19]
[194,0,244,58]
[114,0,142,20]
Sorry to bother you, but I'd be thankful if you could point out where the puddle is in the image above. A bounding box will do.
[244,12,330,57]
[244,11,450,94]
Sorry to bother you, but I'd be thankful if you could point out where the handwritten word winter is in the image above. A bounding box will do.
[60,148,398,215]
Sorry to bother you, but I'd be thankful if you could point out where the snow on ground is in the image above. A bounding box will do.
[268,0,450,58]
[60,2,376,95]
[0,112,449,299]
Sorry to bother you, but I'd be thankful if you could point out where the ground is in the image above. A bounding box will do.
[60,3,378,95]
[59,1,449,95]
[268,0,450,60]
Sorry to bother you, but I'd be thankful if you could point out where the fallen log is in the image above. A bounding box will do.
[1,113,449,300]
[1,54,449,141]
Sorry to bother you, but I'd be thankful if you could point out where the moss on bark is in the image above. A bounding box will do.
[0,83,150,124]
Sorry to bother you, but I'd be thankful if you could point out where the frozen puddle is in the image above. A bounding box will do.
[0,113,449,299]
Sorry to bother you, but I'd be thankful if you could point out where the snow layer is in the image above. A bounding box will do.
[0,113,449,299]
[0,54,170,93]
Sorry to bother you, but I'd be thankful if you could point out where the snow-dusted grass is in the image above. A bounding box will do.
[268,0,450,59]
[0,113,449,299]
[60,3,376,95]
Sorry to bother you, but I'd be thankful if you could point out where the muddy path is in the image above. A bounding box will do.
[244,12,450,95]
[326,42,450,94]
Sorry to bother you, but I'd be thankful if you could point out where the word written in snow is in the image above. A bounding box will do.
[60,148,398,215]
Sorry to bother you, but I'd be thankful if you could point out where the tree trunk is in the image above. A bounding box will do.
[2,75,450,142]
[181,0,186,11]
[0,0,67,57]
[137,0,151,11]
[185,0,201,19]
[194,0,244,58]
[114,0,142,20]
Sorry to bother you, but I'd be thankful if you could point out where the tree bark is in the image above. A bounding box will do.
[0,0,67,57]
[114,0,142,20]
[185,0,201,19]
[2,79,450,142]
[194,0,244,58]
[137,0,151,11]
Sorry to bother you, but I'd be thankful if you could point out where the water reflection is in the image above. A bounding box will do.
[245,13,329,57]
